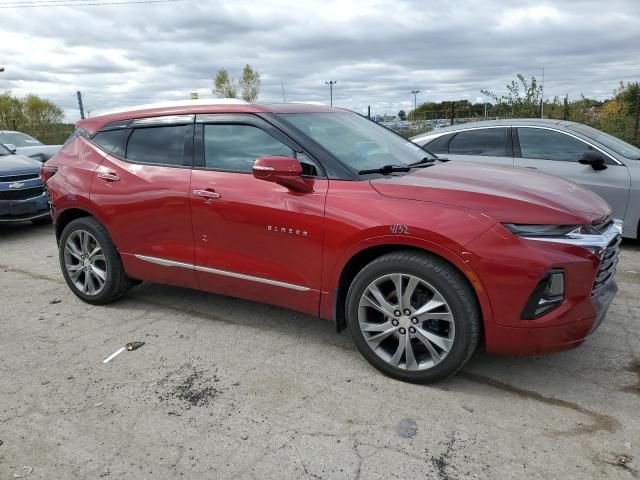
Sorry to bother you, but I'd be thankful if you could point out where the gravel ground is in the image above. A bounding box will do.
[1,223,639,479]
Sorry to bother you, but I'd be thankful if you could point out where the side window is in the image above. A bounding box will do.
[517,128,591,161]
[422,133,454,154]
[448,128,509,156]
[126,125,188,166]
[203,124,294,172]
[91,129,130,157]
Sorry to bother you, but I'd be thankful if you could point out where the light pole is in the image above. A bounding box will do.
[325,80,337,106]
[411,90,420,120]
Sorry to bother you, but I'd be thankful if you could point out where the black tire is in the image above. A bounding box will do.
[58,217,134,305]
[31,215,52,226]
[345,251,480,383]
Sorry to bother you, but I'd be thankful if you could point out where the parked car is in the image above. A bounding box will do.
[0,142,51,224]
[411,119,640,239]
[0,130,62,162]
[44,100,621,383]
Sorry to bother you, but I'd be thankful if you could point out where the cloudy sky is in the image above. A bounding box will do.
[1,0,639,121]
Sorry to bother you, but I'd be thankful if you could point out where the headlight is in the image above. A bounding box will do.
[502,224,582,237]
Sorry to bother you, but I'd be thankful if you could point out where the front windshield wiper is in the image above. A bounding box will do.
[358,164,411,175]
[408,157,437,167]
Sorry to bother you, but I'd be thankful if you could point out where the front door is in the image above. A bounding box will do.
[189,115,328,316]
[514,127,631,222]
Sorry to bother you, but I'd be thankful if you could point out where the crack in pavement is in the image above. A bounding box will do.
[459,372,620,435]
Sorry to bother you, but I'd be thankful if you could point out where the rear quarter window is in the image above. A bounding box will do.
[91,129,131,157]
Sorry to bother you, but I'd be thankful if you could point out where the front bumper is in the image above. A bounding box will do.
[466,220,621,355]
[0,192,50,223]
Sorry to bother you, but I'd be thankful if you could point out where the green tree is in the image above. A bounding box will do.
[23,94,63,125]
[481,74,542,118]
[214,69,237,98]
[239,64,261,102]
[397,110,407,121]
[0,92,25,129]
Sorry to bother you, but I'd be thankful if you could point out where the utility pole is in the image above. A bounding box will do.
[367,105,371,119]
[540,68,545,118]
[76,91,85,120]
[411,90,420,120]
[281,83,286,102]
[325,80,337,106]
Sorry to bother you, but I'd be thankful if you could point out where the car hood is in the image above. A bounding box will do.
[0,154,43,174]
[370,161,611,225]
[15,145,61,162]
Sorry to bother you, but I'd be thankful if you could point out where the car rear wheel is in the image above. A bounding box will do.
[59,217,134,304]
[346,251,480,383]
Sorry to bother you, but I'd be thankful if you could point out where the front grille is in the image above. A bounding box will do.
[0,186,45,201]
[0,173,39,183]
[592,234,622,297]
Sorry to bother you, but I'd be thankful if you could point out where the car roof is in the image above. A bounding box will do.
[410,118,585,141]
[77,100,345,135]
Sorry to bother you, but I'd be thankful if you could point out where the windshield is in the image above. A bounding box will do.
[279,112,434,172]
[0,132,43,148]
[566,124,640,159]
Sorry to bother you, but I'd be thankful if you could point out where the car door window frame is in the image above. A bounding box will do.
[90,115,195,168]
[513,126,622,166]
[445,126,513,157]
[194,114,326,178]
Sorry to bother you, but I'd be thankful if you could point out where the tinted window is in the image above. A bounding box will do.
[203,124,293,172]
[517,128,592,161]
[448,128,509,156]
[423,133,454,154]
[92,129,130,157]
[126,125,188,166]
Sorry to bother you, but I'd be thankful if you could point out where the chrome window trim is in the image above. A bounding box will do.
[133,254,310,292]
[523,220,623,254]
[413,125,507,144]
[414,124,624,165]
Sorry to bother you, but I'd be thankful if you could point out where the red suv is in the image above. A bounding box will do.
[43,100,621,383]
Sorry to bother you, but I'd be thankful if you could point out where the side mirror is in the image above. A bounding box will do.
[578,151,607,170]
[252,156,312,193]
[4,143,17,154]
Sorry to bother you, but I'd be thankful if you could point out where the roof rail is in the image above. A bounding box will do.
[95,98,249,116]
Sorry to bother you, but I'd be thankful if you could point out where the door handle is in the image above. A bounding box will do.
[98,172,120,182]
[193,189,221,200]
[524,166,538,170]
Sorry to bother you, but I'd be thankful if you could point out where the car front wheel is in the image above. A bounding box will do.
[346,251,480,383]
[58,217,134,304]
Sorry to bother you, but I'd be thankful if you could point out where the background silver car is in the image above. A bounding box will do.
[412,119,640,239]
[0,130,61,162]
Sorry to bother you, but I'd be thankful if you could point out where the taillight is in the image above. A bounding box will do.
[41,164,58,183]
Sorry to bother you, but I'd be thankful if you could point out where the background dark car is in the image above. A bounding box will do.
[0,142,51,224]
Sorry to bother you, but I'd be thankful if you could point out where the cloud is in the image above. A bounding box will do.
[0,0,638,121]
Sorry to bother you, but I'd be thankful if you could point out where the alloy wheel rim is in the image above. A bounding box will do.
[358,273,455,371]
[63,230,107,296]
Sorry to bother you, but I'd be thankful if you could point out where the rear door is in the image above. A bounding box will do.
[90,116,197,289]
[513,126,631,221]
[431,127,514,166]
[189,114,328,316]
